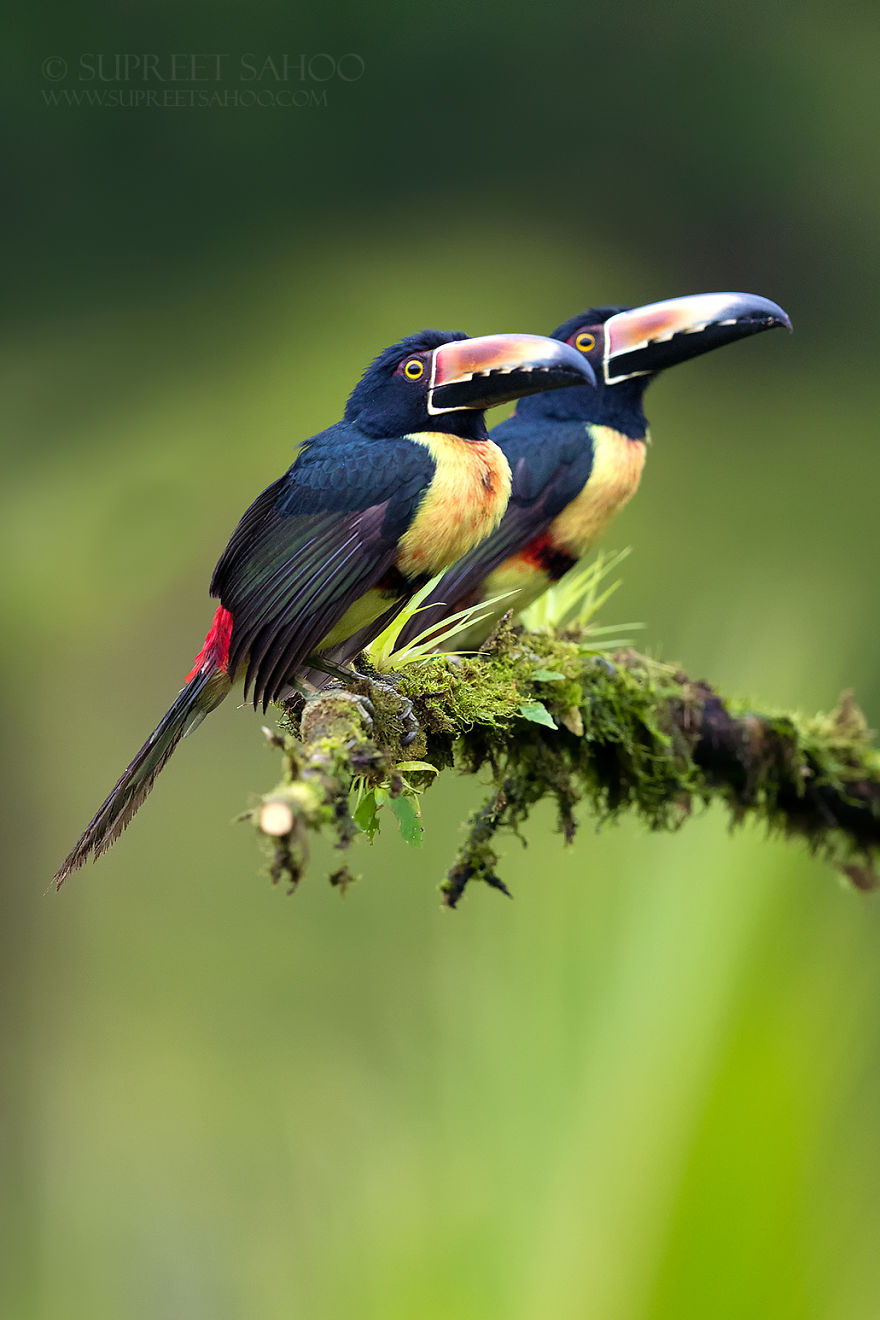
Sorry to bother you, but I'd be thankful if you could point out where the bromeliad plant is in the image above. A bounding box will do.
[366,577,519,670]
[519,546,643,643]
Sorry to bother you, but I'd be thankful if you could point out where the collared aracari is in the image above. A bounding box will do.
[395,293,792,652]
[54,328,595,885]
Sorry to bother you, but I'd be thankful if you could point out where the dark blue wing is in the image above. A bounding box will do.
[210,424,434,707]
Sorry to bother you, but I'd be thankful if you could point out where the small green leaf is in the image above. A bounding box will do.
[531,668,566,682]
[353,790,381,842]
[518,701,557,729]
[396,760,439,775]
[391,795,423,847]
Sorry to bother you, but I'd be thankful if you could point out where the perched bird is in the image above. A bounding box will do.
[396,293,792,651]
[54,328,595,885]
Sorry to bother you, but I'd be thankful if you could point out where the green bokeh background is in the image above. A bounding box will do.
[5,4,880,1316]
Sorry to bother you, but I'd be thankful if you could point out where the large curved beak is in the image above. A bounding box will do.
[604,292,792,384]
[428,333,596,414]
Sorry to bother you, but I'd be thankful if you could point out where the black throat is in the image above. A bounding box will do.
[512,375,650,441]
[423,410,491,442]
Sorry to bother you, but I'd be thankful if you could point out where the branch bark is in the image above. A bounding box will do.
[248,624,880,904]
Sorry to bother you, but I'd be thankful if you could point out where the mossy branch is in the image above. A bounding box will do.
[248,619,880,905]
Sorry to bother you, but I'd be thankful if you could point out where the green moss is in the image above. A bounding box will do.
[253,626,880,903]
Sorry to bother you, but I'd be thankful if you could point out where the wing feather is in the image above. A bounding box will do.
[210,428,434,708]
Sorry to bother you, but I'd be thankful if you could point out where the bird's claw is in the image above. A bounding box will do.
[352,693,376,728]
[351,675,420,746]
[396,696,419,746]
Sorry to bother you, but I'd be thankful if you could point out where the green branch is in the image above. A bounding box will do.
[249,620,880,905]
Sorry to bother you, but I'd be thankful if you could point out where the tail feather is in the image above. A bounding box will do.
[53,666,230,888]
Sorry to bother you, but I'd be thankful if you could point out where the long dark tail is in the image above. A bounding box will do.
[53,665,231,888]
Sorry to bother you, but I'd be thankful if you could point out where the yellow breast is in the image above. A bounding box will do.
[551,424,647,557]
[396,431,512,578]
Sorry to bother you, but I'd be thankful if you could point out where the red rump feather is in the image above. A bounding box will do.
[186,605,234,681]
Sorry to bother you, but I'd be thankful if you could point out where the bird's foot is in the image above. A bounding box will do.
[348,674,419,747]
[349,692,376,730]
[301,653,419,746]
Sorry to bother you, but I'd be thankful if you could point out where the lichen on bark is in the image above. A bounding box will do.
[248,619,880,905]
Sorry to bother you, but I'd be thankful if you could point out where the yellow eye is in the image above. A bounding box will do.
[575,332,596,353]
[404,359,424,380]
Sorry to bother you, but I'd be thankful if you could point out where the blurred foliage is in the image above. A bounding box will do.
[4,1,880,1317]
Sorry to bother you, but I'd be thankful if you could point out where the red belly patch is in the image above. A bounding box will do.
[521,532,577,581]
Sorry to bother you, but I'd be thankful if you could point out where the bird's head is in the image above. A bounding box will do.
[518,293,792,438]
[345,328,595,440]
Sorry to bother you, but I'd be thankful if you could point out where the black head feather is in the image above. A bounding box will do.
[345,329,476,438]
[550,308,629,342]
[513,307,648,437]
